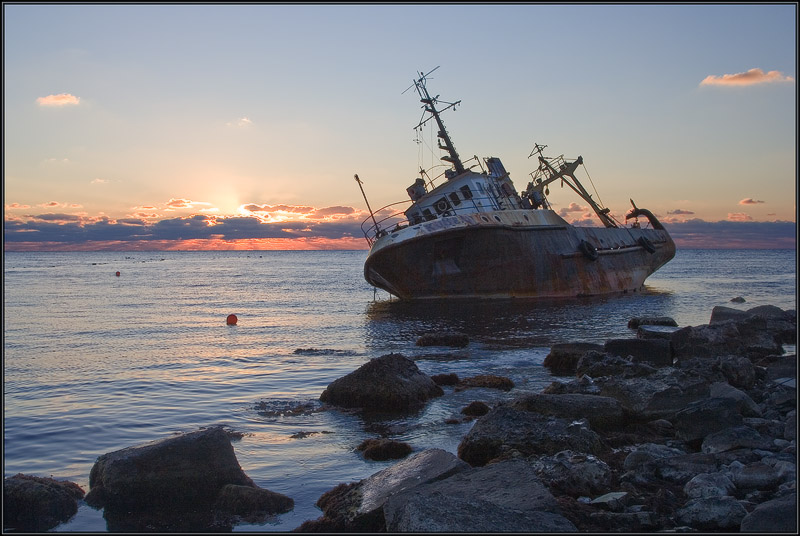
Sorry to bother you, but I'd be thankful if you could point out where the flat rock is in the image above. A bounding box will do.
[384,458,576,532]
[509,393,626,431]
[3,474,85,532]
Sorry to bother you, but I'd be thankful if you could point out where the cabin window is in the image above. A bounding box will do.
[448,192,461,206]
[459,185,473,200]
[422,209,436,221]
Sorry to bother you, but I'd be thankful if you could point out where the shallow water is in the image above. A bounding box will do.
[3,248,796,531]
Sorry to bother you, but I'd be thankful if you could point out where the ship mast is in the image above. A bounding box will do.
[410,67,465,177]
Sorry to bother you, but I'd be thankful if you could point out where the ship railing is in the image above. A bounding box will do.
[360,200,413,246]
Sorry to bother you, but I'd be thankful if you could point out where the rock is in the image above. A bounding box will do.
[575,351,657,379]
[85,427,256,511]
[3,474,85,533]
[623,443,686,471]
[590,491,628,512]
[785,410,796,440]
[651,452,721,484]
[757,354,797,381]
[683,472,736,499]
[636,324,680,340]
[416,332,469,348]
[543,343,604,376]
[671,321,747,359]
[730,297,746,303]
[383,459,576,532]
[672,397,743,443]
[457,405,603,467]
[628,316,678,328]
[598,367,710,421]
[710,305,750,323]
[455,374,514,392]
[530,451,614,497]
[509,393,626,431]
[319,353,443,412]
[430,372,459,386]
[214,484,294,523]
[701,425,771,454]
[356,439,413,461]
[728,462,782,490]
[676,496,747,530]
[709,382,761,417]
[716,355,758,390]
[604,338,673,367]
[460,401,490,417]
[300,449,469,532]
[740,492,797,532]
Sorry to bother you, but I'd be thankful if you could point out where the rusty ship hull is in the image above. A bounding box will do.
[364,209,676,300]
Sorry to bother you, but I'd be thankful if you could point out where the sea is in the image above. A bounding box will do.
[3,248,797,532]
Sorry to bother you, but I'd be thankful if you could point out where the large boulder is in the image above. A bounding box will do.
[3,474,85,532]
[575,351,658,379]
[457,405,603,467]
[319,353,443,412]
[671,319,784,360]
[509,393,626,431]
[84,427,292,529]
[676,496,748,530]
[383,458,576,532]
[672,397,743,443]
[529,450,614,497]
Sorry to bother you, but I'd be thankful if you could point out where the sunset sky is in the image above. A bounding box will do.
[3,3,796,251]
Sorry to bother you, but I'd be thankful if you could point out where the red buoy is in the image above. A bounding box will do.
[115,271,121,277]
[226,314,238,325]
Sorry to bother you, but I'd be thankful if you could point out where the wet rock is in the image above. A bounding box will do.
[3,474,85,533]
[758,354,797,381]
[628,316,678,329]
[84,427,292,530]
[710,305,751,323]
[457,405,603,467]
[430,372,459,386]
[415,331,469,348]
[651,452,721,485]
[530,451,614,497]
[730,296,746,303]
[319,353,443,412]
[604,338,673,367]
[214,484,294,523]
[383,458,575,532]
[356,438,413,461]
[298,449,468,532]
[460,400,490,417]
[672,397,743,443]
[543,342,603,376]
[671,321,747,359]
[455,374,514,392]
[509,393,626,431]
[676,496,747,530]
[739,492,797,532]
[683,472,735,499]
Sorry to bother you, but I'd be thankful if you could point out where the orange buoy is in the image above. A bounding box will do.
[226,314,238,325]
[115,271,121,277]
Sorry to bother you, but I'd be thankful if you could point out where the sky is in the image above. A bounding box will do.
[3,3,797,251]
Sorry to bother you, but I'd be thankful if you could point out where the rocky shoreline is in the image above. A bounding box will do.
[4,303,796,532]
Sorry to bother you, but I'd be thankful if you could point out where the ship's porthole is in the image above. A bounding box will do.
[481,216,489,223]
[494,215,502,222]
[523,214,530,222]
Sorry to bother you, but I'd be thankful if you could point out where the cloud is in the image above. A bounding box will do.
[728,212,754,222]
[667,209,695,215]
[36,93,81,106]
[666,219,795,249]
[739,198,765,205]
[227,117,254,127]
[5,203,31,210]
[91,178,109,184]
[700,68,795,87]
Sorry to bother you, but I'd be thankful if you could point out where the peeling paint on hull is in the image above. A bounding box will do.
[364,219,676,300]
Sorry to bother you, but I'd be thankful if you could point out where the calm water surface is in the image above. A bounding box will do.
[3,249,796,531]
